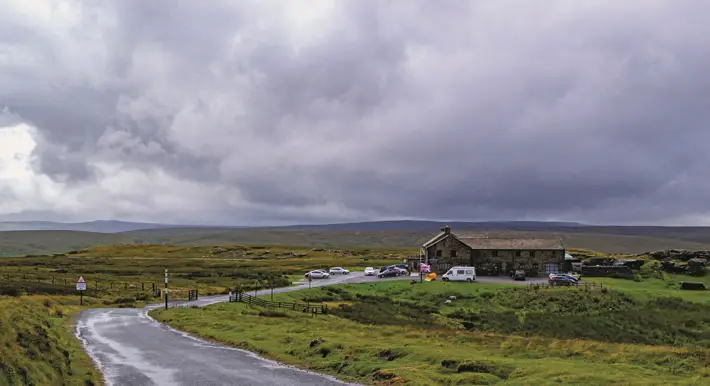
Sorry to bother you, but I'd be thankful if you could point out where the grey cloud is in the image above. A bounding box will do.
[1,0,710,225]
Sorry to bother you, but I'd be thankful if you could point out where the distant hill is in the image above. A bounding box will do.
[268,220,587,231]
[3,219,710,257]
[0,220,209,233]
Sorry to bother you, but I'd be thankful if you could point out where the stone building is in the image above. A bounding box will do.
[419,226,566,276]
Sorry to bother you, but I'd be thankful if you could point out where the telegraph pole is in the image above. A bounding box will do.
[164,269,168,310]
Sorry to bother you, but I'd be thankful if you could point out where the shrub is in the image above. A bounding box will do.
[258,310,287,317]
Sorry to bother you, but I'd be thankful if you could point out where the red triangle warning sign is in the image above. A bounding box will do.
[77,276,86,283]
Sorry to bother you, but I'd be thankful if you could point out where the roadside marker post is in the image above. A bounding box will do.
[77,276,87,305]
[164,269,168,310]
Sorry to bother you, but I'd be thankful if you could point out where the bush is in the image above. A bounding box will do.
[258,310,287,317]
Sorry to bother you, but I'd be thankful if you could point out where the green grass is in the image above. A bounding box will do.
[594,274,710,303]
[2,239,709,385]
[0,296,103,386]
[0,243,404,386]
[151,284,710,385]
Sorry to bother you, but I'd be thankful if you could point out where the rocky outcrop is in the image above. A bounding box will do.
[642,250,710,261]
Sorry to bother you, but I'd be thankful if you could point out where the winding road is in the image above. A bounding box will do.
[75,273,541,386]
[75,272,384,386]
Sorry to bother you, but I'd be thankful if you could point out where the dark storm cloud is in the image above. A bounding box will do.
[1,0,710,225]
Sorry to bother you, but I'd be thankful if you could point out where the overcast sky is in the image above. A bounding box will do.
[0,0,708,226]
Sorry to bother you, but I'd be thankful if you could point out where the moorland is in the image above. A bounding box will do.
[5,220,710,257]
[3,220,710,385]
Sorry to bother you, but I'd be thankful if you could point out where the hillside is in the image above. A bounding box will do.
[0,220,187,233]
[3,224,710,257]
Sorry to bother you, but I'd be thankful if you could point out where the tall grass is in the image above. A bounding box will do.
[0,296,103,386]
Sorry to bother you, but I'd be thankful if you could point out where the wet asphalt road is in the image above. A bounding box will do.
[76,272,543,386]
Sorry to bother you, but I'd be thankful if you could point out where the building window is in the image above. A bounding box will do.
[436,250,442,257]
[493,251,498,257]
[450,250,457,258]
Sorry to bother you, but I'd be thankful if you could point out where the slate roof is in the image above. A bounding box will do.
[421,231,449,248]
[457,237,564,250]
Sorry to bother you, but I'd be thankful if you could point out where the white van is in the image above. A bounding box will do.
[442,266,476,282]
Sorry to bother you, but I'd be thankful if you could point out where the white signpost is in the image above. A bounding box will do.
[77,276,87,305]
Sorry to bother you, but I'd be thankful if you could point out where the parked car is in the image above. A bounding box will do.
[394,264,410,274]
[441,266,476,282]
[513,269,526,281]
[551,273,579,282]
[378,267,399,278]
[393,267,408,276]
[364,267,376,276]
[329,267,350,275]
[305,270,330,279]
[548,276,576,286]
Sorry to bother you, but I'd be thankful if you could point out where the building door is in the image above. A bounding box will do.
[544,263,559,275]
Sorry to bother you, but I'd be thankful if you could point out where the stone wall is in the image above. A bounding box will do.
[581,265,634,279]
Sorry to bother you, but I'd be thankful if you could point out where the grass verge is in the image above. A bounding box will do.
[151,280,710,385]
[0,296,103,386]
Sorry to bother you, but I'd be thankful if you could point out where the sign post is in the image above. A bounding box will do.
[164,269,168,310]
[77,276,87,305]
[419,263,430,283]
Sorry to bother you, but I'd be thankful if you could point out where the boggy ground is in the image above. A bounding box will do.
[151,279,710,385]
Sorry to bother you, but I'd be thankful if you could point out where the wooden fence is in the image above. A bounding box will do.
[228,289,327,315]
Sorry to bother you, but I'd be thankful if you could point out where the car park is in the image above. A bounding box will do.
[364,267,376,276]
[329,267,350,275]
[305,270,330,279]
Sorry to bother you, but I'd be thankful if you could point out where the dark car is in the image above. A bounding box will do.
[378,268,399,278]
[549,276,577,286]
[513,270,526,281]
[555,274,580,282]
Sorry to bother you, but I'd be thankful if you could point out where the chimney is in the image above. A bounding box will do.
[441,225,451,235]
